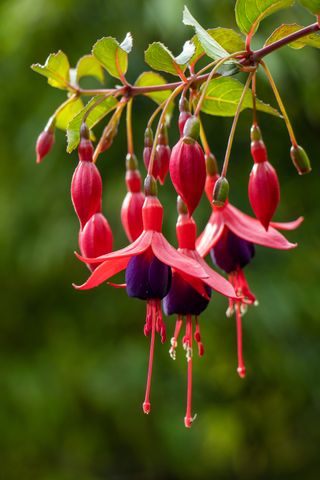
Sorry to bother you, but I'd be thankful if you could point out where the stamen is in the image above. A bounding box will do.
[169,316,183,360]
[194,317,204,357]
[184,314,196,428]
[143,301,156,414]
[235,302,246,379]
[155,300,166,343]
[143,301,153,337]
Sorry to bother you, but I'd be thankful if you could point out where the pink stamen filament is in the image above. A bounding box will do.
[235,302,246,378]
[184,314,195,428]
[143,301,156,414]
[194,316,204,357]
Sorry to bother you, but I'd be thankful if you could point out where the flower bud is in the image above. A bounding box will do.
[178,111,192,137]
[248,160,280,230]
[35,124,55,164]
[156,125,171,184]
[250,124,262,141]
[290,145,311,175]
[169,136,206,216]
[79,213,113,272]
[126,153,138,171]
[212,176,229,207]
[250,139,268,164]
[144,174,158,196]
[183,116,200,140]
[71,160,102,228]
[121,170,145,242]
[143,127,160,178]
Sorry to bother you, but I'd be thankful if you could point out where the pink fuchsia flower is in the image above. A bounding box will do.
[197,173,303,377]
[74,179,237,416]
[121,168,145,242]
[163,200,237,427]
[79,213,113,272]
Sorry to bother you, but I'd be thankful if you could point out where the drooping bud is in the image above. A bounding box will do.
[143,127,160,178]
[156,124,171,184]
[71,145,102,228]
[212,176,229,207]
[121,169,145,242]
[290,145,312,175]
[204,153,219,202]
[78,127,94,162]
[249,129,280,230]
[79,213,113,271]
[178,96,192,136]
[169,116,206,215]
[35,117,55,164]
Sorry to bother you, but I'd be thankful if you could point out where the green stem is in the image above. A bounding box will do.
[126,98,134,155]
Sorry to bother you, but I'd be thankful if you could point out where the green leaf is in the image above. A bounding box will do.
[67,96,118,152]
[55,98,84,131]
[134,71,172,104]
[182,6,232,61]
[144,41,194,76]
[265,23,320,48]
[199,77,281,117]
[235,0,295,35]
[92,33,132,79]
[190,28,245,65]
[76,55,104,83]
[31,51,70,90]
[299,0,320,14]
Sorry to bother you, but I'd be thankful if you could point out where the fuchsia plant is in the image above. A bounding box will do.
[33,1,320,427]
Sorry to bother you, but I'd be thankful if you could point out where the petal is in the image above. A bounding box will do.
[73,256,130,290]
[151,233,208,280]
[196,210,224,257]
[270,216,304,231]
[75,230,153,264]
[223,204,297,250]
[185,250,238,299]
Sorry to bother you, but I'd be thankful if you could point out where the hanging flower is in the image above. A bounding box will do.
[197,173,303,377]
[163,198,237,427]
[74,176,236,416]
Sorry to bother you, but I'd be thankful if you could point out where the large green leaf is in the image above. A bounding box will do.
[31,51,70,90]
[190,28,245,65]
[55,98,84,131]
[92,33,132,79]
[235,0,295,35]
[144,41,195,76]
[67,96,118,152]
[183,6,231,61]
[299,0,320,13]
[199,77,281,117]
[134,72,172,104]
[265,23,320,48]
[76,55,105,83]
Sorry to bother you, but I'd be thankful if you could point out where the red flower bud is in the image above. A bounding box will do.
[121,170,145,242]
[143,127,160,179]
[169,136,206,216]
[205,173,219,203]
[78,137,94,162]
[79,213,113,271]
[36,129,55,164]
[71,160,102,229]
[156,126,170,184]
[248,139,280,230]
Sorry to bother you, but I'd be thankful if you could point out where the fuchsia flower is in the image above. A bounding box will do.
[197,173,303,377]
[248,125,280,230]
[121,168,145,242]
[169,116,206,216]
[163,200,236,427]
[74,180,237,417]
[79,213,113,272]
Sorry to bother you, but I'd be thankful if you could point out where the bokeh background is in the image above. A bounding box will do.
[0,0,319,478]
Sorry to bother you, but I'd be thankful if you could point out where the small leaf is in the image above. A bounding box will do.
[299,0,320,14]
[135,71,172,104]
[120,32,133,54]
[235,0,295,35]
[76,55,104,83]
[144,42,193,76]
[92,34,131,79]
[199,77,281,117]
[182,7,232,61]
[55,98,84,130]
[265,23,320,48]
[31,51,70,90]
[67,96,118,152]
[190,28,245,65]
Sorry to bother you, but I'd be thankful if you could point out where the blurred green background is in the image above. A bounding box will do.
[0,0,320,479]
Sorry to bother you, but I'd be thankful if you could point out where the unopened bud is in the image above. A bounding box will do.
[144,175,158,196]
[290,145,311,175]
[213,176,229,207]
[35,118,55,164]
[183,116,200,141]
